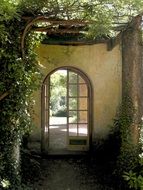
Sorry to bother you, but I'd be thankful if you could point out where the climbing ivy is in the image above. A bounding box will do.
[0,1,42,188]
[0,0,142,189]
[122,134,143,190]
[113,92,142,189]
[116,95,139,171]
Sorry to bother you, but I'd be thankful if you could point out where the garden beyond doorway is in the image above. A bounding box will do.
[41,68,92,154]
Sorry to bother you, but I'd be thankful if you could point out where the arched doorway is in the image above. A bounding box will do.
[41,67,92,154]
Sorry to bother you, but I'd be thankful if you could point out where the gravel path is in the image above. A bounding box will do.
[33,156,116,190]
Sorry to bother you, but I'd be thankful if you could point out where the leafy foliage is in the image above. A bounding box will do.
[50,71,67,116]
[18,0,143,38]
[115,95,139,173]
[112,93,143,190]
[122,124,143,190]
[0,1,42,189]
[123,170,143,190]
[0,0,142,189]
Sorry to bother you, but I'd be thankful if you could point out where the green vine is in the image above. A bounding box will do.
[0,2,42,189]
[114,93,141,189]
[0,0,142,189]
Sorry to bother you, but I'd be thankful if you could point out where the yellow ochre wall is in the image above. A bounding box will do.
[31,43,122,145]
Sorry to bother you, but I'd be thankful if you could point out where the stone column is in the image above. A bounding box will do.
[122,15,143,143]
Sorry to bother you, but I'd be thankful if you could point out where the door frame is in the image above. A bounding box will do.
[41,66,93,153]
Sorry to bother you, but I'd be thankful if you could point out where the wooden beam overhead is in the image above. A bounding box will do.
[31,25,86,33]
[33,28,82,34]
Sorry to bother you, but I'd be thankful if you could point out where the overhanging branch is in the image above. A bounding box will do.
[0,91,9,101]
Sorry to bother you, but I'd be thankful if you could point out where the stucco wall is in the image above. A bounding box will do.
[31,43,122,147]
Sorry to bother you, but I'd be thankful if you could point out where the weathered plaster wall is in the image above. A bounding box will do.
[31,43,122,147]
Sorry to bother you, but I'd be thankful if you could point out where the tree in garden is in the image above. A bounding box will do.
[50,71,67,116]
[0,0,143,189]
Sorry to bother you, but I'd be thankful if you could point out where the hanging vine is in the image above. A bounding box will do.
[0,0,143,189]
[0,2,42,189]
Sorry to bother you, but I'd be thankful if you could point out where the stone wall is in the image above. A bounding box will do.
[122,15,143,143]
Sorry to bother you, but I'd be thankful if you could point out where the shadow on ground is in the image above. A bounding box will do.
[32,154,119,190]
